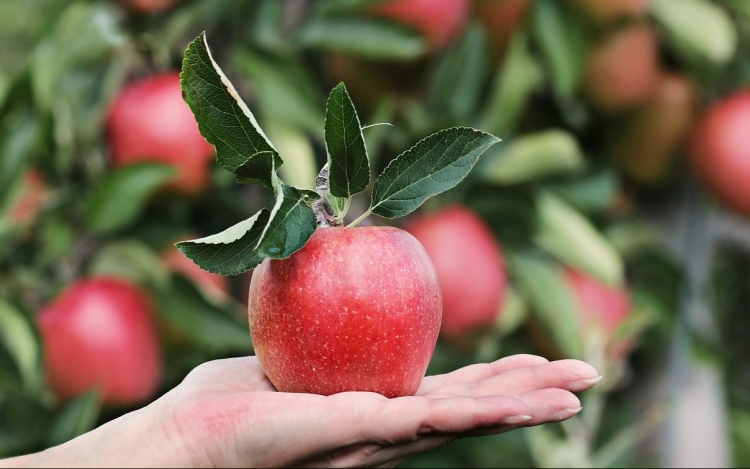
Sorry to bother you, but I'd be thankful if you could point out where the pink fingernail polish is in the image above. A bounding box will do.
[502,415,533,425]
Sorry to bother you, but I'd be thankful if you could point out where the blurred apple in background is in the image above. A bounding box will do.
[474,0,532,64]
[370,0,471,51]
[106,72,215,195]
[581,23,659,112]
[691,91,750,215]
[405,205,507,347]
[7,170,48,226]
[37,277,162,406]
[571,0,650,27]
[117,0,180,14]
[609,73,696,185]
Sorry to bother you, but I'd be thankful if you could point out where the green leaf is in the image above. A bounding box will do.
[369,127,501,218]
[265,120,319,190]
[255,182,318,258]
[531,0,588,96]
[325,82,370,199]
[157,276,252,354]
[429,21,489,123]
[46,391,101,447]
[295,17,427,60]
[88,240,170,288]
[546,170,619,214]
[176,209,270,276]
[181,32,281,189]
[507,250,583,359]
[650,0,737,65]
[0,111,42,211]
[0,301,43,394]
[479,129,585,185]
[85,163,176,233]
[534,191,623,285]
[481,30,543,137]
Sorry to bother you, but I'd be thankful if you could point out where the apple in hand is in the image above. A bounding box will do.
[581,24,659,112]
[37,277,162,405]
[248,226,442,398]
[370,0,471,51]
[690,91,750,215]
[405,205,507,344]
[106,72,215,195]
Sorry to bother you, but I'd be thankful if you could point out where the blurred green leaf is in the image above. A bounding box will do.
[295,17,427,60]
[255,183,318,258]
[176,209,270,275]
[85,163,175,234]
[265,121,319,190]
[651,0,737,65]
[0,301,43,395]
[88,240,170,288]
[157,276,252,354]
[481,30,542,137]
[534,191,624,285]
[508,250,583,359]
[231,49,324,137]
[31,1,124,112]
[479,129,585,186]
[182,33,280,189]
[46,390,101,448]
[368,128,501,219]
[0,391,55,456]
[325,82,370,199]
[0,111,42,211]
[546,169,619,214]
[531,0,588,96]
[429,22,489,123]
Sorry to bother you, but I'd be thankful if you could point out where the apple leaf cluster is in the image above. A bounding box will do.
[177,32,500,276]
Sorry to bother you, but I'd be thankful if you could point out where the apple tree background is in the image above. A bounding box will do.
[2,0,750,467]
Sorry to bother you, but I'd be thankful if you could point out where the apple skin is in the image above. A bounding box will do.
[581,24,659,112]
[571,0,649,26]
[371,0,471,51]
[117,0,180,13]
[37,277,162,405]
[248,226,442,398]
[690,91,750,215]
[106,72,215,195]
[474,0,532,63]
[405,206,507,342]
[609,73,696,185]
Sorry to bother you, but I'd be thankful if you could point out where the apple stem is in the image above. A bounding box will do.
[347,210,372,228]
[313,164,342,227]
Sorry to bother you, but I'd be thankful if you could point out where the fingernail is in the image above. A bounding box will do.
[567,376,603,391]
[502,415,533,425]
[552,407,583,421]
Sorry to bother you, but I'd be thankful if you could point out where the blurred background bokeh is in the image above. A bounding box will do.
[2,0,750,467]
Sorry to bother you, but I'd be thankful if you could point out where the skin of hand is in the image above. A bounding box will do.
[1,354,600,468]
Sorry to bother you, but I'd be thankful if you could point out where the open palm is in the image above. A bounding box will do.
[160,354,600,468]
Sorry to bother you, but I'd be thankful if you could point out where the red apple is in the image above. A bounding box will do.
[474,0,532,63]
[581,24,660,112]
[117,0,180,14]
[248,226,441,398]
[7,170,48,225]
[609,73,696,185]
[690,90,750,215]
[405,205,507,343]
[370,0,471,51]
[571,0,650,26]
[163,238,230,302]
[564,268,632,357]
[37,277,162,405]
[106,72,215,195]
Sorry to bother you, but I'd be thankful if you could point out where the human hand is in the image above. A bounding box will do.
[5,354,600,468]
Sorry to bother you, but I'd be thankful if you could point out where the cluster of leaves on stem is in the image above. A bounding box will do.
[176,32,500,276]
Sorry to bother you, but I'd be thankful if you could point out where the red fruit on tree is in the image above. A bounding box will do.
[106,72,215,195]
[690,91,750,215]
[248,227,441,398]
[370,0,471,51]
[405,205,507,342]
[609,73,696,185]
[571,0,650,26]
[7,170,48,225]
[581,24,659,112]
[37,278,162,405]
[474,0,532,63]
[117,0,180,14]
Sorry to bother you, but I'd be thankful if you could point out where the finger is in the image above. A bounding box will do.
[417,354,550,395]
[434,359,600,398]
